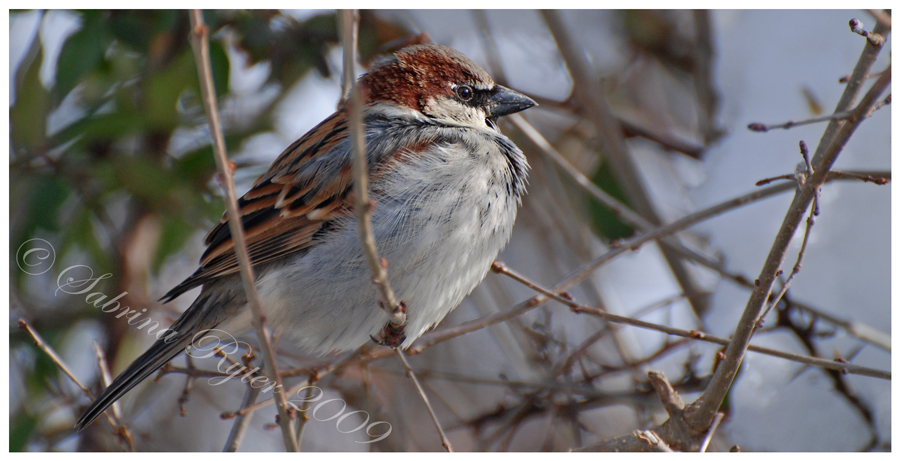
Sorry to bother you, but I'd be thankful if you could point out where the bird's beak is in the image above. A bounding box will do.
[485,85,537,118]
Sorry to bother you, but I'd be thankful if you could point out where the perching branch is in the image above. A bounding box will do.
[340,10,446,451]
[187,10,298,452]
[340,9,407,333]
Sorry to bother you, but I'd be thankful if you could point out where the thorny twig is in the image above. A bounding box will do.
[222,364,264,452]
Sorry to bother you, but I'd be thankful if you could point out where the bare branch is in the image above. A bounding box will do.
[222,373,263,451]
[91,342,122,423]
[489,262,890,380]
[541,9,709,316]
[394,350,454,452]
[692,9,891,426]
[340,9,406,332]
[187,10,298,452]
[699,412,725,453]
[21,320,134,450]
[747,94,890,132]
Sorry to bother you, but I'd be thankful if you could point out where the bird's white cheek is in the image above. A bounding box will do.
[422,97,488,129]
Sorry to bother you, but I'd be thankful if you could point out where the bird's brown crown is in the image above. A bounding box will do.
[360,44,494,112]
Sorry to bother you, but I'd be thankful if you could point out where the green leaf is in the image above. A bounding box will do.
[14,176,70,245]
[145,50,195,129]
[588,164,636,241]
[153,215,198,273]
[11,45,49,153]
[54,10,108,99]
[208,39,230,96]
[9,412,38,452]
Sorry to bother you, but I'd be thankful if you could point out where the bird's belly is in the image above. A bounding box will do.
[255,175,518,354]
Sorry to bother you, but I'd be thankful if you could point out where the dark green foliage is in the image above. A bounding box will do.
[588,163,636,241]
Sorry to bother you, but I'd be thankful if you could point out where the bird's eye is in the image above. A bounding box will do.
[455,85,473,101]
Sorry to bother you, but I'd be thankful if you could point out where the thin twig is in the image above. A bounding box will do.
[340,9,406,330]
[293,377,318,450]
[829,169,891,185]
[222,370,263,452]
[187,10,298,452]
[490,262,890,380]
[756,141,819,326]
[20,320,134,450]
[747,94,890,132]
[337,10,358,104]
[21,319,92,396]
[394,350,454,452]
[472,10,507,85]
[692,19,892,427]
[91,342,122,422]
[541,9,709,316]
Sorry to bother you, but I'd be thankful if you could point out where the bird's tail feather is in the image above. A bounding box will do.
[75,287,234,431]
[74,332,191,431]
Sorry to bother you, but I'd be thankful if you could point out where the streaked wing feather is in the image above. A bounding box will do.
[160,111,354,302]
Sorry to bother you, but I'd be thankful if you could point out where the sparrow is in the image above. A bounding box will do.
[76,43,535,430]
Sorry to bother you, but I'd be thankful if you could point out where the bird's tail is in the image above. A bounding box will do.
[74,330,191,431]
[75,288,233,431]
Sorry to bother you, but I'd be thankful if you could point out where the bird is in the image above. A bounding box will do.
[76,43,535,431]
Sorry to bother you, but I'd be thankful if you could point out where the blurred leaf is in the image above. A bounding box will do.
[108,10,179,52]
[74,112,147,141]
[231,11,337,86]
[15,176,70,245]
[153,216,198,273]
[209,39,230,96]
[145,50,196,129]
[171,135,244,185]
[112,155,181,206]
[54,10,108,99]
[9,412,38,452]
[802,86,824,115]
[60,207,112,276]
[11,45,49,153]
[588,164,635,241]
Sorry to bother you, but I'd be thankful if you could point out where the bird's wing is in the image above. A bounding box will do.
[161,110,359,301]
